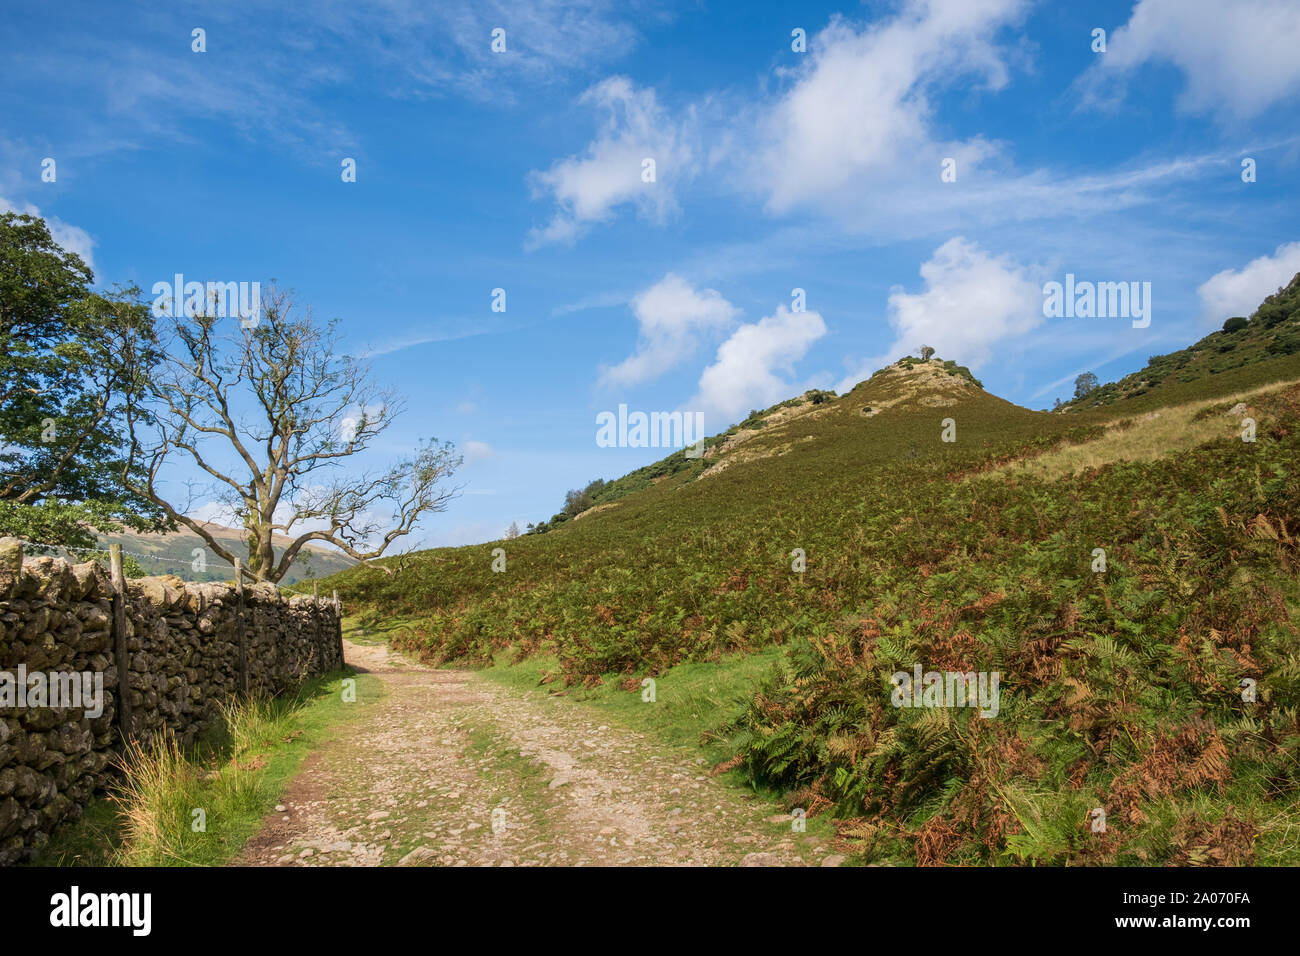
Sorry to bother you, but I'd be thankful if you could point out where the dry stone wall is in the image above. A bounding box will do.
[0,538,343,864]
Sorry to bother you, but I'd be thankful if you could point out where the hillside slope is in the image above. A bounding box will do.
[328,283,1300,866]
[1062,271,1300,412]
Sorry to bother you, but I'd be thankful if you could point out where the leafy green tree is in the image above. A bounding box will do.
[1073,372,1100,399]
[1221,316,1248,334]
[920,345,935,361]
[0,213,168,548]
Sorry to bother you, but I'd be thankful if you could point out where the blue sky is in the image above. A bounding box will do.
[3,0,1299,549]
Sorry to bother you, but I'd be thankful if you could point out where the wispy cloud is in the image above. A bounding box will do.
[357,318,513,358]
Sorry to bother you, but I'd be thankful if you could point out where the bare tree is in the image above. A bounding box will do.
[377,543,421,579]
[121,286,461,583]
[505,521,520,540]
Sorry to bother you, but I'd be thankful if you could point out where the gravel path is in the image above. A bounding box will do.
[235,640,840,867]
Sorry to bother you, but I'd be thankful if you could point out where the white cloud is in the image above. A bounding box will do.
[1197,241,1300,324]
[527,77,696,246]
[524,0,1245,245]
[599,273,738,388]
[690,305,827,424]
[751,0,1026,214]
[838,237,1041,391]
[1,195,96,273]
[463,440,498,464]
[1081,0,1300,120]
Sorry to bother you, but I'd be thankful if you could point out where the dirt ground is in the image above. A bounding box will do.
[235,640,842,867]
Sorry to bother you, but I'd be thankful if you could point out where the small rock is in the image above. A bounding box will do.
[397,846,438,867]
[821,855,847,867]
[739,852,781,867]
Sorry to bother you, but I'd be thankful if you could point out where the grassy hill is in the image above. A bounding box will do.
[326,275,1300,866]
[1061,271,1300,412]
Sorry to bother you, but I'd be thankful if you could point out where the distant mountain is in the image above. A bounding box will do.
[94,522,356,585]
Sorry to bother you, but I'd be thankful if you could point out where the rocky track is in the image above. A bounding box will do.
[235,640,841,867]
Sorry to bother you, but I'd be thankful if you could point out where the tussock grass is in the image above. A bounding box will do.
[33,670,376,866]
[109,694,301,865]
[110,729,203,865]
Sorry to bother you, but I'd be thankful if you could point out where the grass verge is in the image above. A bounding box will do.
[30,669,382,866]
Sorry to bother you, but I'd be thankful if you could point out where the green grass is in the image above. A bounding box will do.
[479,645,791,763]
[30,669,382,866]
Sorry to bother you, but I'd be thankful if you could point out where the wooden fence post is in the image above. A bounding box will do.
[109,544,132,741]
[313,580,319,603]
[234,558,248,696]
